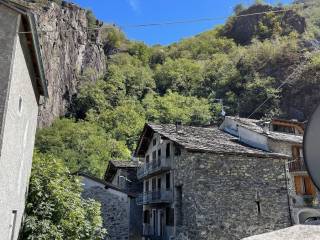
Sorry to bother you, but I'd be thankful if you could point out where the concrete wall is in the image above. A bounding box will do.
[174,150,291,240]
[0,11,40,240]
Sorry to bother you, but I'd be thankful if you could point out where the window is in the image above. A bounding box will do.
[153,138,157,146]
[146,155,150,164]
[166,173,171,189]
[166,143,170,158]
[152,178,157,191]
[166,207,174,226]
[158,178,161,190]
[174,146,181,156]
[158,149,161,165]
[145,180,149,192]
[256,201,261,214]
[175,186,183,226]
[144,210,150,224]
[152,151,157,161]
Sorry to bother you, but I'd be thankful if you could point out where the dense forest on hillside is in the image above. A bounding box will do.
[23,0,320,238]
[36,0,320,176]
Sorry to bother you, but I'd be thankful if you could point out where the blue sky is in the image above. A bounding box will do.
[73,0,293,46]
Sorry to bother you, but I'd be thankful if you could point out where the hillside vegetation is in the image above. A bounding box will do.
[25,1,320,238]
[35,0,320,176]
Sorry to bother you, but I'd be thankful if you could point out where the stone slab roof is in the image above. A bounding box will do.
[135,123,288,158]
[77,172,136,197]
[227,116,303,144]
[109,160,141,168]
[242,225,320,240]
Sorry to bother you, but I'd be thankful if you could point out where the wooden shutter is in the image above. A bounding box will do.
[294,176,303,195]
[304,177,316,196]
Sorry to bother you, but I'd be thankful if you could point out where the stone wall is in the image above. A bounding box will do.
[81,178,130,240]
[174,150,291,240]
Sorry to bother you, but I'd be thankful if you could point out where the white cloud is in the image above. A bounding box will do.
[128,0,140,13]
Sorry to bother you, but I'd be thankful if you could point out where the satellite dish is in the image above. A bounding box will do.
[304,104,320,191]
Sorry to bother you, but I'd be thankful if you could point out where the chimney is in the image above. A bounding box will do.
[262,121,270,135]
[175,120,182,132]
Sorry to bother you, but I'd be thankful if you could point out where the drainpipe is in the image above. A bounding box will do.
[284,163,293,225]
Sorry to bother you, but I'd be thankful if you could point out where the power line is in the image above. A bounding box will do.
[247,61,309,119]
[18,3,312,34]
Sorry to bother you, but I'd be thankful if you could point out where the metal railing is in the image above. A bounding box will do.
[137,157,171,179]
[136,190,173,205]
[288,158,306,172]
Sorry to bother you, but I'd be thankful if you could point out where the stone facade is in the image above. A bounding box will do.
[135,123,292,240]
[80,174,142,240]
[174,150,291,240]
[220,116,320,225]
[81,176,130,240]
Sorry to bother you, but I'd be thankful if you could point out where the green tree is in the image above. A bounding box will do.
[239,75,280,118]
[35,118,130,177]
[87,99,146,150]
[154,58,203,95]
[21,153,106,240]
[142,91,212,125]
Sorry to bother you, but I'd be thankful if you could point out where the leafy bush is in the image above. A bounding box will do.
[21,153,106,240]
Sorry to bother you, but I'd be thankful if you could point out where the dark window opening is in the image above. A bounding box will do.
[146,155,150,164]
[152,178,157,191]
[166,143,170,158]
[158,149,161,165]
[166,173,171,189]
[174,146,181,156]
[158,178,161,190]
[175,186,183,226]
[256,201,261,214]
[153,138,157,146]
[144,210,150,224]
[166,207,174,226]
[145,180,149,192]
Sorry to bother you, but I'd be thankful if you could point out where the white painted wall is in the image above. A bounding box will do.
[0,30,39,240]
[238,126,269,151]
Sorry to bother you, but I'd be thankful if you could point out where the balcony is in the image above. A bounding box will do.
[142,224,174,240]
[137,157,171,179]
[136,190,173,205]
[288,158,306,172]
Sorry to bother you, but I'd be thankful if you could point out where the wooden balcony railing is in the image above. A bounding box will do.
[288,158,306,172]
[137,157,171,179]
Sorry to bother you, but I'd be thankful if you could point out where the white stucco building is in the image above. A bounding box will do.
[0,1,47,239]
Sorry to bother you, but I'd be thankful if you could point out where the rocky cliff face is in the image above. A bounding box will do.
[29,1,106,127]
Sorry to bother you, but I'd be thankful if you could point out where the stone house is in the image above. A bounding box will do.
[104,160,143,194]
[135,123,291,240]
[79,172,142,240]
[220,116,320,224]
[0,1,47,239]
